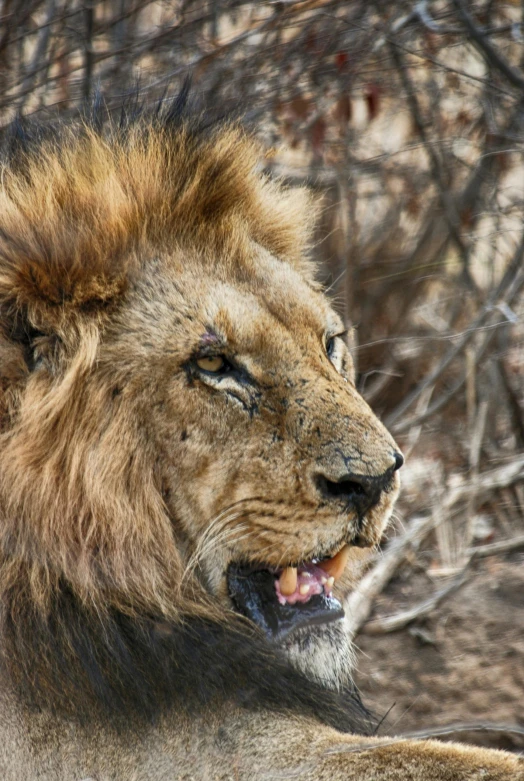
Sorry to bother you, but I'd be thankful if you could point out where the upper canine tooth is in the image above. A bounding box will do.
[279,567,298,596]
[318,544,351,580]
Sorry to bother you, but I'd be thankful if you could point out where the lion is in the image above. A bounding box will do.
[0,94,521,781]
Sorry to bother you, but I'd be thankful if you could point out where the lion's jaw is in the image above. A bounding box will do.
[116,247,401,688]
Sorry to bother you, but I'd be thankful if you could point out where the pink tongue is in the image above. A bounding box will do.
[275,563,332,606]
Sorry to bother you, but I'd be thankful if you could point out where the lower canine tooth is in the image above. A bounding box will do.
[318,544,351,579]
[279,567,298,596]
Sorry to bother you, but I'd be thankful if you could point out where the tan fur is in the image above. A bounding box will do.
[0,111,521,780]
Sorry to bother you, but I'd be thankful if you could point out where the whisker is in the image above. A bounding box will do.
[183,517,247,579]
[182,500,278,579]
[182,498,314,583]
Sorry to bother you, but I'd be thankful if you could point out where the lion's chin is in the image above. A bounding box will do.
[227,562,345,642]
[281,615,356,690]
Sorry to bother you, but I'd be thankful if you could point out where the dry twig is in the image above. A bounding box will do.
[348,456,524,639]
[361,569,469,635]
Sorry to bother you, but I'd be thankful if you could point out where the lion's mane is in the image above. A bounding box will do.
[0,94,373,734]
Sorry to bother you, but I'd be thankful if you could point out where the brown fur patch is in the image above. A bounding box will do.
[0,116,313,326]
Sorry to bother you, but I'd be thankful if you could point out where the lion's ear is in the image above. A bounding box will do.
[0,247,128,380]
[0,123,136,348]
[0,231,131,397]
[0,233,129,322]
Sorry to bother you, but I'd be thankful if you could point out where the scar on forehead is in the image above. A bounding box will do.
[200,329,221,347]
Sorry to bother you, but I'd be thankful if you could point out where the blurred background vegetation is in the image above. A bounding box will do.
[2,0,524,750]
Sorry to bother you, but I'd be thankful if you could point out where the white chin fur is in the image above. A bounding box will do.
[280,613,355,690]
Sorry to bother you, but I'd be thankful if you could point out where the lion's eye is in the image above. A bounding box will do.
[326,337,337,358]
[326,331,348,362]
[195,355,229,374]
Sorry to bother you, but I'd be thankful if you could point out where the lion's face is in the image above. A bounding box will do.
[100,242,401,681]
[0,114,401,704]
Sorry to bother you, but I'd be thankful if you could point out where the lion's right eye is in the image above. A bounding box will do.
[326,337,336,358]
[195,355,228,373]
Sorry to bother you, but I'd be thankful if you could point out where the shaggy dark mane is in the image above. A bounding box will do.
[2,581,375,734]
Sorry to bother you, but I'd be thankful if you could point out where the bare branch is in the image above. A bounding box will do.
[401,722,524,741]
[453,0,524,92]
[361,569,469,635]
[387,233,524,430]
[348,456,524,639]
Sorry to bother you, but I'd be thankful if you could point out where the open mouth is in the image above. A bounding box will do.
[228,545,351,641]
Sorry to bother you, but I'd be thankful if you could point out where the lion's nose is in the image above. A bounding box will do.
[315,465,396,518]
[394,451,404,470]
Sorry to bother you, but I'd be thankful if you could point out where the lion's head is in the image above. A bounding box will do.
[0,97,401,732]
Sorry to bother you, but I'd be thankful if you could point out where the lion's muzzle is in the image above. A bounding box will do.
[226,450,403,641]
[314,450,403,524]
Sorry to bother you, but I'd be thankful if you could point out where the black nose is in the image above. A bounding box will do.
[394,451,404,471]
[315,468,393,518]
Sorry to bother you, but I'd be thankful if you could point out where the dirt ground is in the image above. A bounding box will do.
[354,552,524,753]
